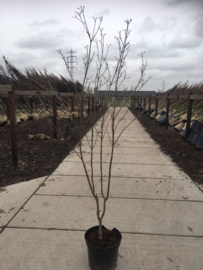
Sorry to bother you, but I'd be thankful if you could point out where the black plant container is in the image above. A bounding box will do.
[85,225,122,270]
[160,110,166,116]
[159,116,166,125]
[195,122,203,134]
[181,128,191,139]
[187,131,195,142]
[191,133,200,146]
[196,136,203,150]
[191,120,198,131]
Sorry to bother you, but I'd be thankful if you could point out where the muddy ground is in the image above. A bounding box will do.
[0,108,107,187]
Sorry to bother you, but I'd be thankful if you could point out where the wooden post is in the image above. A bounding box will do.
[177,95,179,101]
[149,96,151,112]
[81,95,84,119]
[155,95,158,116]
[88,97,90,116]
[53,95,57,139]
[140,98,142,110]
[7,97,10,120]
[30,97,33,113]
[92,97,94,112]
[71,96,74,112]
[165,94,170,129]
[186,96,193,139]
[144,98,146,111]
[9,91,18,166]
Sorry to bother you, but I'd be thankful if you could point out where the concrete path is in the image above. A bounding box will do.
[0,108,203,270]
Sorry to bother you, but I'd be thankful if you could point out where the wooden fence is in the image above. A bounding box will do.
[1,84,203,167]
[0,85,97,166]
[131,94,203,138]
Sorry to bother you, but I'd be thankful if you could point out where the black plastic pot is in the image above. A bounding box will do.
[85,225,122,270]
[159,116,166,125]
[147,109,154,117]
[191,133,200,146]
[196,136,203,150]
[181,128,189,139]
[194,122,203,134]
[160,110,166,116]
[144,110,149,114]
[191,120,198,131]
[187,131,195,142]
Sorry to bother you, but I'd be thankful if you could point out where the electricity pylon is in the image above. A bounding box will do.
[67,49,78,81]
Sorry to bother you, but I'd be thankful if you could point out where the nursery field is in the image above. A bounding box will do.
[0,109,106,187]
[130,108,203,187]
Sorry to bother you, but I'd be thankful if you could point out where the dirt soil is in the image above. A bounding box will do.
[86,226,121,248]
[129,108,203,188]
[0,108,107,187]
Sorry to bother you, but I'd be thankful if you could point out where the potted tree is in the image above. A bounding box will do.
[58,6,150,270]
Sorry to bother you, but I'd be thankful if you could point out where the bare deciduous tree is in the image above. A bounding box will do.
[59,6,151,240]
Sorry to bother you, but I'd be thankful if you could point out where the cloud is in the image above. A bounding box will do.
[95,9,110,17]
[168,35,203,48]
[163,0,203,8]
[164,0,190,6]
[193,15,203,37]
[14,29,73,49]
[138,16,176,33]
[30,19,59,29]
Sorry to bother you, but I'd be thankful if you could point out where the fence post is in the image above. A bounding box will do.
[186,96,193,139]
[71,96,74,112]
[92,97,94,112]
[155,94,158,116]
[53,95,57,139]
[148,96,151,112]
[7,97,10,120]
[88,96,90,116]
[144,97,146,111]
[165,94,170,129]
[81,95,84,119]
[30,97,33,113]
[9,90,18,166]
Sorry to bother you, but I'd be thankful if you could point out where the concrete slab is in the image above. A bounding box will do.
[9,195,203,236]
[36,175,203,201]
[62,152,172,164]
[53,162,189,180]
[0,176,47,229]
[0,229,202,270]
[1,107,202,269]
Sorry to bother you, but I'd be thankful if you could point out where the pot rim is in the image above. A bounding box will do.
[84,225,122,250]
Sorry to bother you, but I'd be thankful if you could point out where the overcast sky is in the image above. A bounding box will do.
[0,0,203,91]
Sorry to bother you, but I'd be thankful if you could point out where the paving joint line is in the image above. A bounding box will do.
[62,161,174,166]
[70,152,165,156]
[34,193,203,203]
[77,146,158,148]
[0,175,50,235]
[52,174,187,181]
[4,226,203,238]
